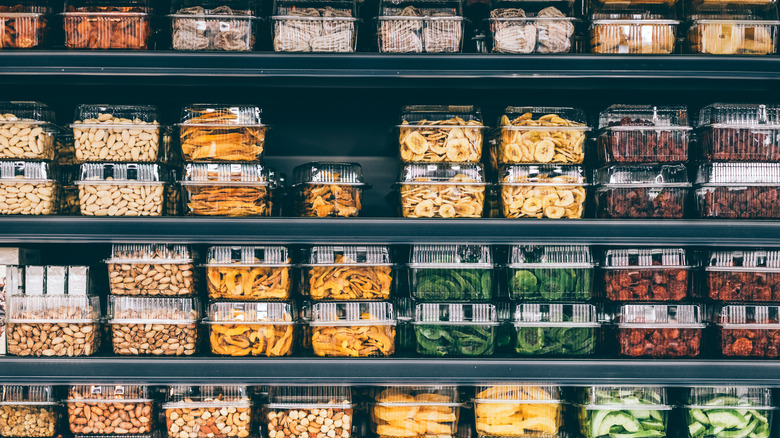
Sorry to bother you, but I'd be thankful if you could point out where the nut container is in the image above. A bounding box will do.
[8,265,90,295]
[106,244,197,297]
[499,164,586,219]
[0,0,49,48]
[597,104,691,163]
[292,162,367,217]
[697,103,780,162]
[488,2,577,53]
[473,384,563,437]
[170,0,256,51]
[0,161,58,215]
[206,301,295,356]
[264,386,353,438]
[594,164,691,219]
[414,303,497,357]
[0,386,58,438]
[0,101,55,159]
[272,0,357,52]
[513,303,599,356]
[617,304,704,358]
[370,386,461,438]
[507,245,595,301]
[684,387,773,438]
[398,105,484,163]
[310,301,395,357]
[180,162,273,216]
[688,4,779,55]
[590,6,679,54]
[62,0,152,49]
[603,248,691,301]
[399,162,486,218]
[707,249,780,302]
[163,386,252,438]
[178,104,266,161]
[66,385,153,435]
[719,305,780,358]
[302,245,393,301]
[6,294,100,357]
[77,163,166,216]
[205,245,291,300]
[409,244,493,301]
[695,162,780,218]
[71,105,160,162]
[376,0,464,53]
[492,107,588,165]
[108,296,200,356]
[576,386,671,438]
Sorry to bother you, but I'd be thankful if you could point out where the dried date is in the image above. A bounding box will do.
[598,187,685,218]
[605,268,689,301]
[601,117,687,163]
[619,327,702,358]
[700,186,780,218]
[701,127,780,162]
[721,328,780,358]
[708,271,780,302]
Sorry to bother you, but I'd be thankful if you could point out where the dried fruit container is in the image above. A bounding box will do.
[576,386,671,438]
[688,4,779,55]
[370,386,461,438]
[206,301,295,357]
[597,104,691,163]
[204,245,291,300]
[594,164,691,219]
[8,265,90,295]
[707,249,780,302]
[302,245,394,300]
[697,103,780,162]
[71,105,160,162]
[617,304,704,358]
[499,164,586,219]
[473,384,563,437]
[108,296,200,356]
[409,244,493,301]
[376,0,464,53]
[66,385,153,435]
[603,248,691,301]
[0,0,49,48]
[292,161,367,217]
[684,387,773,438]
[62,0,152,49]
[514,303,599,356]
[163,386,252,438]
[0,102,55,159]
[264,386,353,438]
[178,105,266,161]
[0,161,58,215]
[414,303,497,357]
[590,6,679,54]
[180,162,273,216]
[310,301,395,357]
[77,163,166,216]
[695,163,780,218]
[0,385,58,437]
[718,305,780,358]
[399,163,486,218]
[105,244,197,297]
[272,0,357,52]
[169,0,256,51]
[488,2,577,53]
[507,245,594,301]
[398,105,484,163]
[492,107,588,165]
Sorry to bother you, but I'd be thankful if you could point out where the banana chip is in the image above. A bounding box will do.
[501,175,585,219]
[401,175,485,218]
[496,112,586,164]
[400,117,483,163]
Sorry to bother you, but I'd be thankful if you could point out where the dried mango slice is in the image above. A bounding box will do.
[209,320,294,357]
[312,324,395,357]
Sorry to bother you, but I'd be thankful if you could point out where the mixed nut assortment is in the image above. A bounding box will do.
[0,405,57,437]
[164,395,252,438]
[266,404,352,438]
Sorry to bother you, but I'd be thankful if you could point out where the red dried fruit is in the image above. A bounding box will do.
[606,269,689,301]
[619,327,702,358]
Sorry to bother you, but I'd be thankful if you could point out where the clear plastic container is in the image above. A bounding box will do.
[6,294,100,357]
[393,296,415,352]
[684,387,773,438]
[178,105,266,161]
[590,7,679,54]
[56,127,77,165]
[488,3,577,53]
[59,165,80,215]
[618,304,704,358]
[206,302,295,357]
[0,161,58,215]
[66,385,153,435]
[399,163,486,218]
[302,245,394,300]
[577,386,670,438]
[513,303,599,356]
[377,0,464,53]
[170,0,256,51]
[0,102,55,159]
[0,1,49,48]
[414,303,497,357]
[697,103,780,162]
[163,386,252,438]
[409,244,493,301]
[507,245,594,301]
[0,385,58,437]
[707,249,780,302]
[688,5,780,55]
[493,107,588,165]
[292,162,367,217]
[310,301,395,357]
[62,0,152,49]
[71,105,160,162]
[76,163,166,216]
[205,245,291,300]
[719,305,780,358]
[499,164,586,219]
[8,265,91,295]
[594,164,691,219]
[695,162,780,218]
[473,384,563,438]
[272,0,357,52]
[603,248,691,301]
[105,244,197,297]
[398,105,484,163]
[108,296,200,356]
[370,386,461,438]
[181,162,273,216]
[265,386,353,438]
[597,104,691,164]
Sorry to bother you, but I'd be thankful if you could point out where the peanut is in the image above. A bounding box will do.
[266,409,352,438]
[7,320,97,357]
[0,405,58,437]
[73,114,159,162]
[108,262,196,297]
[0,182,56,215]
[78,183,163,216]
[165,404,251,438]
[0,115,53,160]
[68,392,152,435]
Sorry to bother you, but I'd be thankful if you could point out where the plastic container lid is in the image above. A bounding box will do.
[207,302,294,324]
[7,295,100,323]
[697,103,780,128]
[594,164,691,187]
[77,163,165,183]
[0,1,51,15]
[499,107,588,130]
[0,386,56,405]
[205,245,290,267]
[598,105,690,130]
[179,104,263,126]
[109,296,200,324]
[409,244,492,268]
[105,244,193,264]
[292,162,366,186]
[618,304,704,328]
[501,164,586,185]
[603,248,689,269]
[163,386,251,408]
[181,162,271,185]
[72,105,159,128]
[13,265,90,296]
[0,161,55,182]
[508,245,594,269]
[273,0,356,17]
[473,384,561,403]
[310,301,395,326]
[696,163,780,186]
[579,386,669,409]
[266,386,352,409]
[400,163,486,185]
[590,5,679,23]
[372,386,461,405]
[67,385,150,402]
[400,105,484,126]
[685,387,774,409]
[380,0,463,18]
[689,4,780,23]
[0,101,55,124]
[302,245,392,266]
[513,303,599,327]
[720,305,780,328]
[707,250,780,272]
[414,303,498,325]
[170,0,255,16]
[63,0,152,14]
